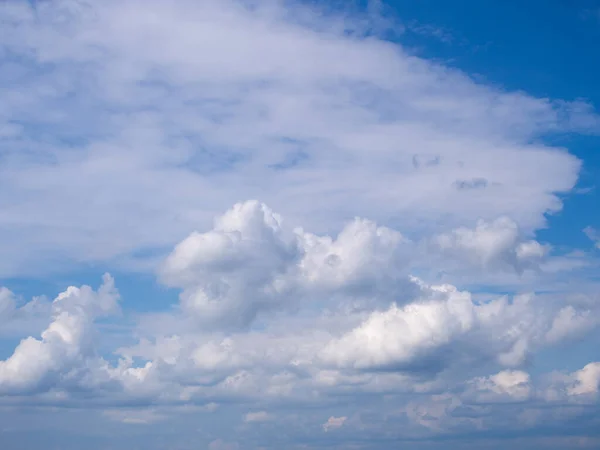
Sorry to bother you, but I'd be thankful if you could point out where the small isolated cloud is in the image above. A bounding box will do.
[243,411,271,423]
[471,370,532,401]
[322,416,347,432]
[584,226,600,248]
[567,362,600,396]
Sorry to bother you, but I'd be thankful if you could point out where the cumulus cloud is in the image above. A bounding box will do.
[431,217,549,272]
[567,363,600,396]
[160,201,299,328]
[0,274,119,394]
[398,359,600,439]
[0,203,596,431]
[0,202,594,406]
[161,200,411,328]
[0,202,595,448]
[319,277,593,373]
[545,305,598,344]
[320,283,476,371]
[470,370,532,401]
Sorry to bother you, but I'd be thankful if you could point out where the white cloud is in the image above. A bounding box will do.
[0,0,595,277]
[322,415,347,432]
[567,362,600,396]
[160,200,412,329]
[320,284,476,371]
[545,305,597,344]
[431,217,549,272]
[584,226,600,249]
[0,274,119,394]
[320,277,596,372]
[160,200,299,328]
[243,411,271,423]
[0,1,600,446]
[471,370,532,401]
[0,203,596,422]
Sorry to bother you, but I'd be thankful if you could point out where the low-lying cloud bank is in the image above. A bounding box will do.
[0,202,598,446]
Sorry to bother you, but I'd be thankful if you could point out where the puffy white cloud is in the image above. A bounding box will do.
[431,217,549,272]
[470,370,532,401]
[0,274,119,394]
[320,283,475,371]
[0,203,596,421]
[320,278,595,372]
[296,217,409,294]
[567,363,600,396]
[160,200,299,328]
[161,200,411,328]
[0,209,597,447]
[545,305,597,344]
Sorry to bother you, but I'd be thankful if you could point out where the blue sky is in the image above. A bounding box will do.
[386,0,600,248]
[1,1,600,449]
